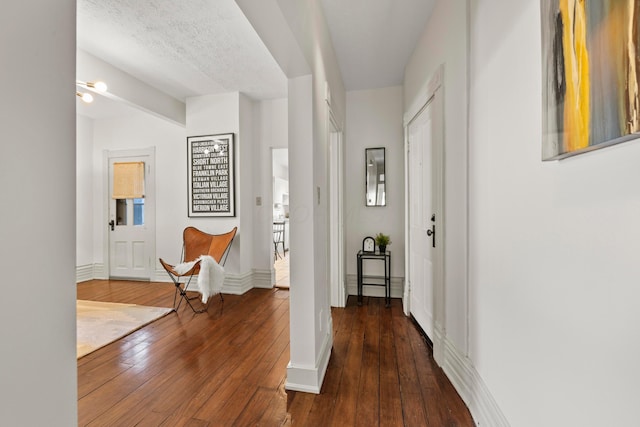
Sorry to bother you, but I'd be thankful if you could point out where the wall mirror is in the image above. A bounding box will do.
[365,147,386,206]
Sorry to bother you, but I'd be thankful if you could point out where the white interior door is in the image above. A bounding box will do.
[107,149,155,280]
[407,90,443,341]
[409,103,434,338]
[329,121,346,307]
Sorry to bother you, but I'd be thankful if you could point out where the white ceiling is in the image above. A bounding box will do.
[76,0,435,116]
[319,0,436,90]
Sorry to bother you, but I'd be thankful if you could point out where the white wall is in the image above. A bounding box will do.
[238,0,347,392]
[253,98,288,275]
[77,115,94,268]
[239,0,347,393]
[90,110,188,275]
[345,86,405,282]
[403,1,635,424]
[284,0,347,393]
[185,92,255,276]
[0,1,77,424]
[467,1,640,425]
[238,94,256,273]
[83,92,265,286]
[272,147,289,180]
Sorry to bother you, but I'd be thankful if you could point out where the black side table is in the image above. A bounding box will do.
[357,250,391,307]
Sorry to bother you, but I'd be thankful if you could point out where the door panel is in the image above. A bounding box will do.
[132,241,145,268]
[108,152,154,280]
[408,97,436,339]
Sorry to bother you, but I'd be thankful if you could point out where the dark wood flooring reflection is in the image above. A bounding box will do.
[77,280,473,426]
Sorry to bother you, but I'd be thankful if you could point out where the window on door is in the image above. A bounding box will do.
[115,198,145,226]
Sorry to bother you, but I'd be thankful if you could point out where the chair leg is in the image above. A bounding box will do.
[274,242,281,260]
[164,269,223,314]
[170,276,207,314]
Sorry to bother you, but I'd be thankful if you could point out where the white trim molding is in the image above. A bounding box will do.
[442,337,509,427]
[404,64,444,127]
[285,330,333,394]
[93,263,107,280]
[155,269,254,295]
[76,264,94,283]
[222,271,254,295]
[252,269,273,289]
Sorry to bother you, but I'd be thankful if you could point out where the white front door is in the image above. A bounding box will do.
[407,89,443,341]
[107,149,155,280]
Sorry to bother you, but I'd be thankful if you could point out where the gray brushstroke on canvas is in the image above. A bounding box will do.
[541,0,562,159]
[586,0,623,144]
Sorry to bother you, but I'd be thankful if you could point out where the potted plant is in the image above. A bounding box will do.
[375,232,391,253]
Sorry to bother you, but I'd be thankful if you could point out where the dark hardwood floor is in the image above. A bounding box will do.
[77,280,474,426]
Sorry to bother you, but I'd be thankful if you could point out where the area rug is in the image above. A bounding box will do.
[77,300,172,359]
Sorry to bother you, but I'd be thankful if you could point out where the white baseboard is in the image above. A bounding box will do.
[74,265,256,296]
[76,264,106,282]
[346,274,404,298]
[442,337,509,426]
[252,268,273,289]
[285,330,333,394]
[93,263,107,279]
[156,268,254,295]
[223,271,254,294]
[76,264,93,283]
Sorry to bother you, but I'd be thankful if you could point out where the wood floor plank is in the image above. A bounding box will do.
[392,302,429,426]
[327,297,367,426]
[356,297,381,427]
[77,280,473,426]
[406,319,448,426]
[257,379,289,426]
[379,299,404,427]
[285,390,314,426]
[145,294,288,420]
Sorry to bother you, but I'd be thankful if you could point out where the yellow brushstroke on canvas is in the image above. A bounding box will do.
[560,0,590,151]
[625,0,639,133]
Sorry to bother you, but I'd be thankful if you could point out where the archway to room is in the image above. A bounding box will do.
[272,147,290,289]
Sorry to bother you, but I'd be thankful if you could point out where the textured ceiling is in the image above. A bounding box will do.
[77,0,435,116]
[77,0,287,101]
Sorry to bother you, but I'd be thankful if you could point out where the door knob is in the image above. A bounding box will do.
[427,225,435,248]
[109,220,115,231]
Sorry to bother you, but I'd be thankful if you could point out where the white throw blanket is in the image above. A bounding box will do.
[173,255,225,303]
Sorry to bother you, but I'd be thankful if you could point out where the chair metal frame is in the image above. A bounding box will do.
[273,221,285,260]
[159,226,237,313]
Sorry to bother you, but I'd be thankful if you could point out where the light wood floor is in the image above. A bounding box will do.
[274,250,290,289]
[77,280,473,426]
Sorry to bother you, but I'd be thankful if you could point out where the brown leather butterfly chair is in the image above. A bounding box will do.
[159,226,237,313]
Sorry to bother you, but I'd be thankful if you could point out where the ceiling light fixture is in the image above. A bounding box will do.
[76,80,108,93]
[76,80,108,103]
[76,91,94,103]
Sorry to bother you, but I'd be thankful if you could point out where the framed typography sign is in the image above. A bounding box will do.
[187,133,235,217]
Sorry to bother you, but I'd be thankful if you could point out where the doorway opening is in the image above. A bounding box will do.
[272,148,289,289]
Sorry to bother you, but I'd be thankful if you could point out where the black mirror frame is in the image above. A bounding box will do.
[365,147,386,207]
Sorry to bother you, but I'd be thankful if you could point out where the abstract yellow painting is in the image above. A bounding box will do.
[542,0,640,160]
